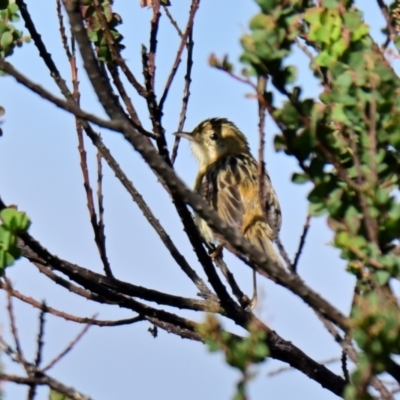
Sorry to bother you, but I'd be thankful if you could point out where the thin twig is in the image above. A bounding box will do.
[159,0,200,110]
[33,302,47,369]
[91,0,143,127]
[96,149,107,268]
[213,256,251,309]
[92,0,147,98]
[141,46,169,160]
[70,47,114,279]
[275,237,292,271]
[107,66,142,127]
[0,280,144,326]
[56,0,72,60]
[292,213,311,273]
[4,278,29,373]
[148,1,161,89]
[341,348,350,383]
[163,5,183,37]
[171,27,195,164]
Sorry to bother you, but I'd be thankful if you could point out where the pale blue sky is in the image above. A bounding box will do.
[0,1,395,399]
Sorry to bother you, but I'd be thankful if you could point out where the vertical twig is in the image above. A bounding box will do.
[91,0,143,127]
[159,0,200,110]
[33,302,47,369]
[108,66,142,127]
[69,29,114,279]
[148,0,161,88]
[292,214,311,273]
[163,5,183,37]
[171,27,195,164]
[56,0,72,61]
[28,302,47,400]
[341,349,350,383]
[4,278,29,373]
[213,257,250,309]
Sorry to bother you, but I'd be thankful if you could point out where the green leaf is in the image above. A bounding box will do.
[309,202,327,216]
[322,0,339,8]
[375,270,390,286]
[292,172,309,184]
[255,0,279,13]
[8,2,18,15]
[49,389,73,400]
[0,208,30,232]
[1,31,13,48]
[0,248,15,271]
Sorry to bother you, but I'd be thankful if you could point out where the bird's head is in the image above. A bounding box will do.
[175,118,250,167]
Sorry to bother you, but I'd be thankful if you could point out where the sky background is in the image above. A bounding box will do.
[0,1,397,399]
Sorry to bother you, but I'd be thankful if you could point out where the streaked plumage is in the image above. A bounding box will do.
[176,117,282,265]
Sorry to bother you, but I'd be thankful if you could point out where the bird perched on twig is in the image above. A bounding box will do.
[175,118,282,309]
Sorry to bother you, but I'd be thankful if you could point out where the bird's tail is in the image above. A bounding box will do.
[244,220,282,268]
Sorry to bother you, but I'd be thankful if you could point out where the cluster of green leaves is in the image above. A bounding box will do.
[228,0,400,397]
[0,0,29,59]
[198,315,269,400]
[241,0,313,88]
[0,207,30,274]
[81,0,125,64]
[49,389,72,400]
[388,1,400,50]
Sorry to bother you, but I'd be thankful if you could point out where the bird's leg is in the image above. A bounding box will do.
[247,269,258,311]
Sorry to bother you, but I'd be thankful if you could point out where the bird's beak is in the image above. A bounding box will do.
[173,132,196,141]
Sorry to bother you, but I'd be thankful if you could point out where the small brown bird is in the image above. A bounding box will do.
[175,118,282,308]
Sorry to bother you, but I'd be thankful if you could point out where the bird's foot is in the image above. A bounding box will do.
[209,245,223,259]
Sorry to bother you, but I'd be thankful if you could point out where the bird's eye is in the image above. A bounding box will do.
[210,133,218,141]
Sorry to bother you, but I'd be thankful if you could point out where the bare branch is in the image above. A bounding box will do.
[1,373,93,400]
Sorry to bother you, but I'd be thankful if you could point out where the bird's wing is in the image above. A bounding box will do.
[262,172,282,236]
[201,156,245,229]
[202,155,281,237]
